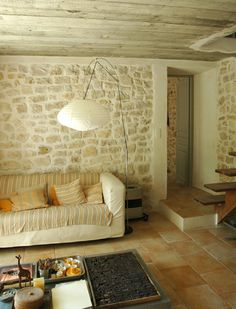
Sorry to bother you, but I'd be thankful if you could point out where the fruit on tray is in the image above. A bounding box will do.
[66,267,81,277]
[50,257,81,279]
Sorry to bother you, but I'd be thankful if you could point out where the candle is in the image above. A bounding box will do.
[33,277,45,291]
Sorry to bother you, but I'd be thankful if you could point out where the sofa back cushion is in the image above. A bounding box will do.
[0,172,100,196]
[53,178,86,206]
[11,187,48,212]
[83,183,103,204]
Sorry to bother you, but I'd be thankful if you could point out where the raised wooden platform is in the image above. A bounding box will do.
[204,182,236,192]
[215,168,236,176]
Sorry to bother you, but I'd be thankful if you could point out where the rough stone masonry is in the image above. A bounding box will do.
[0,62,153,207]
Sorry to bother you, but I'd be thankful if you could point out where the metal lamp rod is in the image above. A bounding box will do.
[83,58,131,233]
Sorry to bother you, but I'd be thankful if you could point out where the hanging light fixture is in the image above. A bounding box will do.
[57,58,132,234]
[57,99,110,131]
[57,59,110,131]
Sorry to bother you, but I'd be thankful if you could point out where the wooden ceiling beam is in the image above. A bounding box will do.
[0,28,207,41]
[0,36,195,49]
[0,0,235,13]
[0,47,223,61]
[0,17,232,35]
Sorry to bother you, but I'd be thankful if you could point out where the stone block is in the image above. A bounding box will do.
[31,104,43,113]
[38,146,51,155]
[31,64,49,76]
[0,103,12,112]
[83,146,97,157]
[16,103,28,113]
[46,135,61,143]
[50,65,63,75]
[34,156,51,166]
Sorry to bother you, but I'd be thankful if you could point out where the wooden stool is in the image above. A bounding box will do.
[14,287,44,309]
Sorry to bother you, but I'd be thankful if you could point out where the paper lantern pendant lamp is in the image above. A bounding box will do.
[57,100,110,131]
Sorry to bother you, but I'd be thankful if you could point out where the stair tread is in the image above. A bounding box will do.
[229,151,236,157]
[215,168,236,176]
[204,182,236,192]
[194,194,225,205]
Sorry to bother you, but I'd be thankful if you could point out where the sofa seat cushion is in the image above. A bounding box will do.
[0,204,113,237]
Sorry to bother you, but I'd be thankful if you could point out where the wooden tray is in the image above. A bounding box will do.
[0,264,36,286]
[36,255,85,284]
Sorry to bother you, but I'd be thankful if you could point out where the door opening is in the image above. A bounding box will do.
[167,75,193,187]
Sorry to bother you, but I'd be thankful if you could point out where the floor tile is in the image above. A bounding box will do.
[184,249,224,274]
[203,240,236,260]
[157,278,183,306]
[54,243,85,257]
[150,217,178,232]
[147,263,165,281]
[161,265,205,289]
[177,284,230,309]
[220,256,236,274]
[201,268,236,296]
[23,246,55,263]
[152,250,187,270]
[136,247,153,264]
[140,237,171,252]
[159,230,190,243]
[221,291,236,308]
[209,225,236,240]
[0,248,25,265]
[170,240,201,256]
[186,229,219,246]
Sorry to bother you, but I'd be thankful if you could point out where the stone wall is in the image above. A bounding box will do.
[0,61,153,206]
[217,57,236,181]
[167,77,177,183]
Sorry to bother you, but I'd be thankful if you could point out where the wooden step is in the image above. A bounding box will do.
[194,194,225,205]
[204,182,236,192]
[215,168,236,177]
[229,151,236,157]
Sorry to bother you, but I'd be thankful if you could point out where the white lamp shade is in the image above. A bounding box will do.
[57,100,110,131]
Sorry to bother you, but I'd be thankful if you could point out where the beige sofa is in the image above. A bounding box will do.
[0,172,125,248]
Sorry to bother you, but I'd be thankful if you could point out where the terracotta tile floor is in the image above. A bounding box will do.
[0,212,236,308]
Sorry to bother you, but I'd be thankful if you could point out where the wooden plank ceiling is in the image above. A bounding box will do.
[0,0,236,60]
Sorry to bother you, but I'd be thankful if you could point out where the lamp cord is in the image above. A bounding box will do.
[84,58,131,234]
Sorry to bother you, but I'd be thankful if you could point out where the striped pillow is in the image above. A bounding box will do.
[11,188,47,212]
[84,183,103,204]
[53,178,86,206]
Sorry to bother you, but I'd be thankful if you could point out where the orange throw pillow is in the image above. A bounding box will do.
[0,199,13,212]
[50,186,60,206]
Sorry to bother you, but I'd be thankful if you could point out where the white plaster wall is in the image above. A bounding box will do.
[193,67,219,189]
[151,62,167,208]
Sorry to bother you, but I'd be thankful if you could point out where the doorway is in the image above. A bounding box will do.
[167,75,193,186]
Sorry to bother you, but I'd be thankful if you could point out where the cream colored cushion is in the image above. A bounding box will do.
[84,183,103,204]
[11,188,47,212]
[53,178,86,205]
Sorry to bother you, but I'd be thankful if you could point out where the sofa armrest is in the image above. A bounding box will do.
[100,172,125,218]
